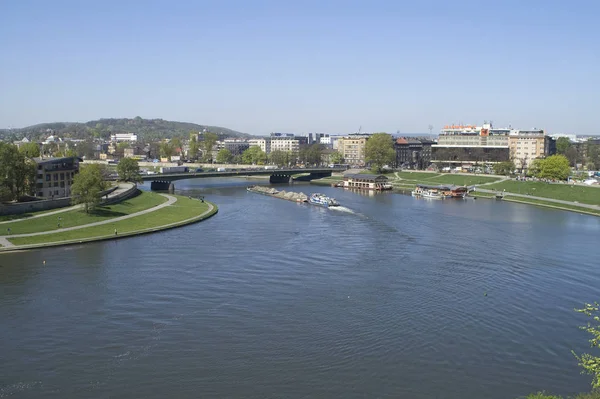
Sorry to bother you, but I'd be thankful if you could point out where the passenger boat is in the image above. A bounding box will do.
[411,185,446,199]
[308,193,340,207]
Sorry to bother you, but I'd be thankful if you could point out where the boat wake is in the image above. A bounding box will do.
[330,206,355,214]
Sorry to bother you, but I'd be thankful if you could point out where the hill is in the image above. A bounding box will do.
[0,117,250,142]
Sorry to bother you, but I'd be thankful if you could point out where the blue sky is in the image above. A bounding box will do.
[1,0,598,135]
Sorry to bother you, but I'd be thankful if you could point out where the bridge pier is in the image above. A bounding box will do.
[269,174,293,184]
[150,181,174,192]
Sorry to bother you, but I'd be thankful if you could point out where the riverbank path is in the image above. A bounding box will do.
[474,188,600,211]
[0,193,178,248]
[0,183,136,226]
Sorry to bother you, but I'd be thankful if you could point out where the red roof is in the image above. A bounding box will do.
[396,138,408,144]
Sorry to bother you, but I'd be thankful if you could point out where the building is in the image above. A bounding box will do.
[248,138,271,154]
[343,174,391,190]
[508,130,555,170]
[33,156,81,198]
[110,133,138,143]
[337,135,369,166]
[308,133,331,146]
[432,121,552,168]
[222,139,250,156]
[395,137,434,169]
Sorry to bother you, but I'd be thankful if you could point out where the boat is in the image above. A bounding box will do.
[411,185,446,199]
[247,185,308,202]
[308,193,340,207]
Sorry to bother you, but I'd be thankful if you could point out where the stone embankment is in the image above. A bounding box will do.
[247,186,308,202]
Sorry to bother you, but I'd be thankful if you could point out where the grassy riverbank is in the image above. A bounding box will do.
[6,195,216,247]
[1,191,166,235]
[484,180,600,205]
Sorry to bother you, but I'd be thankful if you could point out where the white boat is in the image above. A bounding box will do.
[411,186,445,199]
[308,193,340,207]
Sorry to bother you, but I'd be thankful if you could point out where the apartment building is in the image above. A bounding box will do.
[33,156,81,198]
[337,135,368,166]
[508,130,555,170]
[248,138,271,154]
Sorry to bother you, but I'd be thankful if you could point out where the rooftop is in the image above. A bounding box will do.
[32,156,82,165]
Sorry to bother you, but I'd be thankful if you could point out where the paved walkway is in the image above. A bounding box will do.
[474,188,600,211]
[0,193,176,248]
[0,183,135,226]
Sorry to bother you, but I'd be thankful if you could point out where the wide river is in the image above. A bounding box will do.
[1,178,599,398]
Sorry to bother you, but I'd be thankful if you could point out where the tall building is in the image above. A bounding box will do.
[33,156,81,198]
[337,135,369,166]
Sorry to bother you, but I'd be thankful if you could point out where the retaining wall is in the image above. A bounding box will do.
[0,197,72,216]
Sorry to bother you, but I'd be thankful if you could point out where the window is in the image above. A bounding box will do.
[53,182,59,187]
[60,181,65,188]
[45,174,51,181]
[60,173,65,180]
[53,174,58,181]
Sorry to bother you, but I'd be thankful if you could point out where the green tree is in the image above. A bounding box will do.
[19,142,41,158]
[538,154,571,180]
[201,132,219,162]
[365,133,395,173]
[556,137,572,154]
[493,161,515,176]
[565,146,579,167]
[0,143,36,201]
[71,164,108,213]
[160,141,175,158]
[573,302,600,390]
[269,150,290,167]
[299,144,324,166]
[586,143,600,170]
[171,137,182,155]
[188,136,200,161]
[116,158,142,184]
[242,146,267,165]
[216,148,233,164]
[329,151,344,165]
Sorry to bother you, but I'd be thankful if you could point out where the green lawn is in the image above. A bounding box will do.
[395,171,441,180]
[502,196,600,216]
[426,174,502,185]
[485,180,600,205]
[1,191,166,235]
[8,196,214,246]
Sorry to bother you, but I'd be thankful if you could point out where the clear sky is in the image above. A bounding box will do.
[1,0,598,135]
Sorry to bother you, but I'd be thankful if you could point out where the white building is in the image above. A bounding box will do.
[248,138,271,154]
[110,133,138,143]
[270,136,300,153]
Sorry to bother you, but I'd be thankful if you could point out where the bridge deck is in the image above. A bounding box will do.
[141,167,345,182]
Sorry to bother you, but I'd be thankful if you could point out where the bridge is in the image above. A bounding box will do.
[142,167,346,191]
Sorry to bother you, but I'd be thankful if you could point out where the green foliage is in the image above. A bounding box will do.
[525,392,563,399]
[19,142,41,158]
[216,148,233,164]
[493,161,516,176]
[587,144,600,170]
[242,146,267,165]
[117,158,142,183]
[0,143,36,201]
[188,135,200,160]
[160,141,175,158]
[365,133,395,173]
[0,118,249,142]
[299,144,324,166]
[71,164,108,213]
[573,302,600,389]
[269,150,291,167]
[538,155,571,180]
[329,151,344,165]
[201,132,219,162]
[556,137,572,154]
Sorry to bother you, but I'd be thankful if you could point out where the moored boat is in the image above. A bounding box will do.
[308,193,340,207]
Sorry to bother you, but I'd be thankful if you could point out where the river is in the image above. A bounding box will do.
[1,178,599,398]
